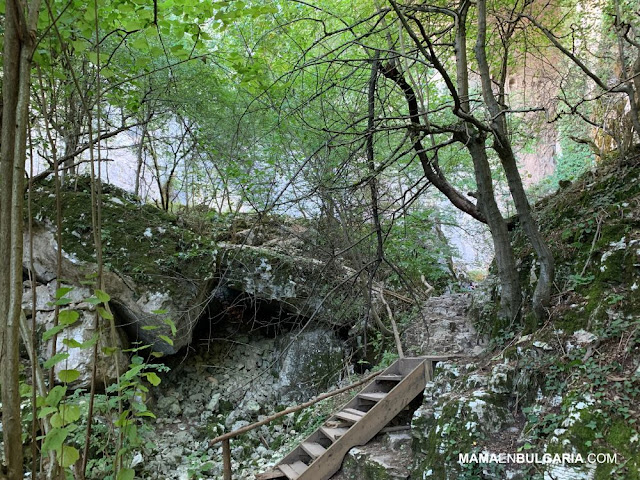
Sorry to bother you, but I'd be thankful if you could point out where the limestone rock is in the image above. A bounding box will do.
[412,362,515,480]
[274,328,344,402]
[24,223,212,354]
[30,281,127,388]
[402,293,486,356]
[333,434,412,480]
[44,311,128,388]
[217,243,370,326]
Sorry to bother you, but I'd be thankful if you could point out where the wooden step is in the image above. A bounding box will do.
[256,471,287,480]
[278,461,308,479]
[358,392,387,402]
[320,426,349,442]
[301,442,326,459]
[257,356,437,480]
[343,408,366,416]
[334,410,364,423]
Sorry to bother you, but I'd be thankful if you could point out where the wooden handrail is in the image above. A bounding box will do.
[209,369,383,447]
[210,355,455,478]
[209,369,384,479]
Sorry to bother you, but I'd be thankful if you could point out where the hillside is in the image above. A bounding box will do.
[410,150,640,480]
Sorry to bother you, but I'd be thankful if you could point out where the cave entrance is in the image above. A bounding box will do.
[190,285,308,349]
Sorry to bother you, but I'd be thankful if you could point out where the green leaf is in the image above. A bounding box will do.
[122,364,144,381]
[50,404,81,428]
[60,404,82,423]
[102,346,118,356]
[62,338,83,348]
[57,369,80,383]
[42,427,68,453]
[95,289,111,303]
[57,445,80,468]
[38,406,59,419]
[115,410,133,428]
[130,35,148,50]
[80,333,99,349]
[45,386,67,407]
[145,372,161,386]
[117,468,135,480]
[162,318,177,336]
[44,352,70,369]
[54,297,73,306]
[71,39,88,52]
[131,355,144,365]
[136,410,156,418]
[98,306,114,320]
[159,335,173,346]
[59,310,80,325]
[43,324,66,342]
[100,67,115,79]
[85,296,101,305]
[84,5,95,22]
[55,287,74,299]
[142,325,160,331]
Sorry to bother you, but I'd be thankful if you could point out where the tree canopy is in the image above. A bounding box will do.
[1,0,639,477]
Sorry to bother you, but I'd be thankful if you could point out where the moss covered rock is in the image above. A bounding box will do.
[25,178,374,354]
[218,243,367,326]
[411,362,515,480]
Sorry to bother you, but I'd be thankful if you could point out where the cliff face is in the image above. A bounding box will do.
[506,52,562,186]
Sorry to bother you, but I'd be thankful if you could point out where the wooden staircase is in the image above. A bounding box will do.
[257,356,444,480]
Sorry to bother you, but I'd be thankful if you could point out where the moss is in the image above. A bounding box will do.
[556,309,588,333]
[597,420,640,480]
[544,407,640,480]
[522,311,539,335]
[342,451,402,480]
[412,391,512,479]
[29,176,218,297]
[218,399,234,415]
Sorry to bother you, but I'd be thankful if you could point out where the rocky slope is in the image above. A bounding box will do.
[409,151,640,480]
[14,149,639,480]
[129,292,484,480]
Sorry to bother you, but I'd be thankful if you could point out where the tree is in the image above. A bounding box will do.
[524,0,640,157]
[1,0,42,477]
[381,0,554,322]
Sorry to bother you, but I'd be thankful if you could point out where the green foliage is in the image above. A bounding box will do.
[383,209,456,290]
[22,287,174,478]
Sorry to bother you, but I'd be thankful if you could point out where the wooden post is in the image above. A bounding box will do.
[222,439,232,480]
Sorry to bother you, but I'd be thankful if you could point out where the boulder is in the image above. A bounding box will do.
[24,223,212,354]
[334,433,412,480]
[273,327,344,402]
[26,279,127,388]
[411,362,515,480]
[217,244,368,326]
[26,183,370,356]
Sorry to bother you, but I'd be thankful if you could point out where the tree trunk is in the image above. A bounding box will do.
[475,0,555,321]
[465,132,521,323]
[455,0,521,322]
[62,90,82,180]
[496,140,554,320]
[1,1,42,478]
